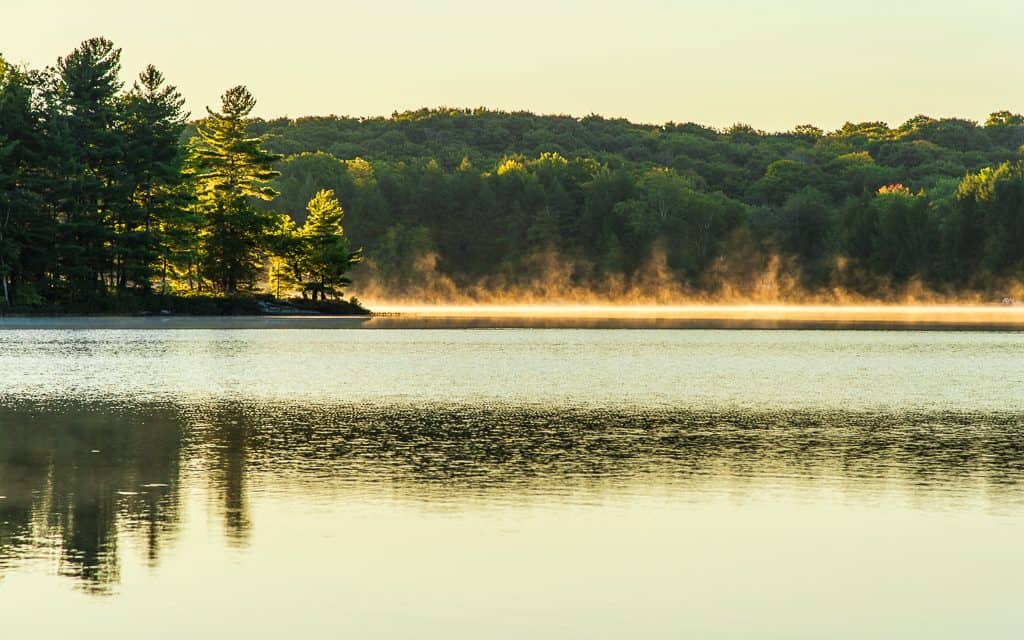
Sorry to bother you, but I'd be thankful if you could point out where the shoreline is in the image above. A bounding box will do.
[0,315,372,330]
[1,304,1024,330]
[364,304,1024,331]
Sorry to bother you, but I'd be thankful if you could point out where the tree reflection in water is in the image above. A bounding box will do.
[1,401,1023,594]
[0,405,183,594]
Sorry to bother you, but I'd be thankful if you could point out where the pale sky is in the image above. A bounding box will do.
[3,0,1022,131]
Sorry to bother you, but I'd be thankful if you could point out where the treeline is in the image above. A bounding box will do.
[260,110,1024,300]
[0,38,359,311]
[4,37,1024,308]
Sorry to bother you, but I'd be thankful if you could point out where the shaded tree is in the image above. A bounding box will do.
[45,37,128,301]
[120,64,189,291]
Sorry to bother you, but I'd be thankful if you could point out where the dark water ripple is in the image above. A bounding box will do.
[2,400,1024,595]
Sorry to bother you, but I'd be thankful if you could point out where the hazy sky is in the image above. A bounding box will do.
[4,0,1022,131]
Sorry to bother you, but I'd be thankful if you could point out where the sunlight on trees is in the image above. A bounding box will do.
[2,36,1024,309]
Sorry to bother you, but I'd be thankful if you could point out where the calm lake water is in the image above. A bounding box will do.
[1,328,1023,638]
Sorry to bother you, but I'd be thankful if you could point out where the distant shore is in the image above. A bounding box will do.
[2,304,1023,331]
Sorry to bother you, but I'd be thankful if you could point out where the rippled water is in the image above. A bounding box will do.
[1,329,1023,638]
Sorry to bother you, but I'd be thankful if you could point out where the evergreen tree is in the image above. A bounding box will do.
[266,213,302,298]
[0,57,19,305]
[0,133,15,305]
[298,189,360,300]
[190,86,281,293]
[0,56,49,306]
[45,37,129,301]
[120,64,189,291]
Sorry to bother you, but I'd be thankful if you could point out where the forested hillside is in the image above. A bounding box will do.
[3,36,1024,310]
[255,109,1024,301]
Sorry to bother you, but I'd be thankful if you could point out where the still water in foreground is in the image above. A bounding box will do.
[1,329,1023,638]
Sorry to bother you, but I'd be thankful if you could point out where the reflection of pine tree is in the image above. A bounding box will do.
[61,455,121,592]
[0,404,185,594]
[208,406,253,547]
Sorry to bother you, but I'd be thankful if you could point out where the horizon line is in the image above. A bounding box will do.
[240,104,1021,137]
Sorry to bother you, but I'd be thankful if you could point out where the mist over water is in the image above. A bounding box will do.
[349,245,1024,331]
[350,246,1024,308]
[364,303,1024,332]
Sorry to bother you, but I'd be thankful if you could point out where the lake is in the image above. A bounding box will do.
[1,327,1023,638]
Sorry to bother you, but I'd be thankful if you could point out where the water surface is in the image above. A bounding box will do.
[1,329,1022,638]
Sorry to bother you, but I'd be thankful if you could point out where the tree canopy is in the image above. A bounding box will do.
[2,37,1024,309]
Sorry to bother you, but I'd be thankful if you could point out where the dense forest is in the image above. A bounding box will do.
[0,38,360,313]
[256,110,1024,302]
[3,37,1024,310]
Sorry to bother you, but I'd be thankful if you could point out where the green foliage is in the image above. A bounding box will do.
[47,37,128,301]
[0,56,48,307]
[871,186,934,281]
[120,64,190,292]
[775,187,833,264]
[190,85,282,293]
[368,224,437,294]
[295,190,361,300]
[261,105,1024,296]
[4,37,1024,307]
[955,162,1024,278]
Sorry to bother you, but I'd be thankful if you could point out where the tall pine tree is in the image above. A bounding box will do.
[0,130,15,305]
[189,86,281,293]
[298,189,360,300]
[43,37,128,301]
[0,56,50,306]
[121,64,190,292]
